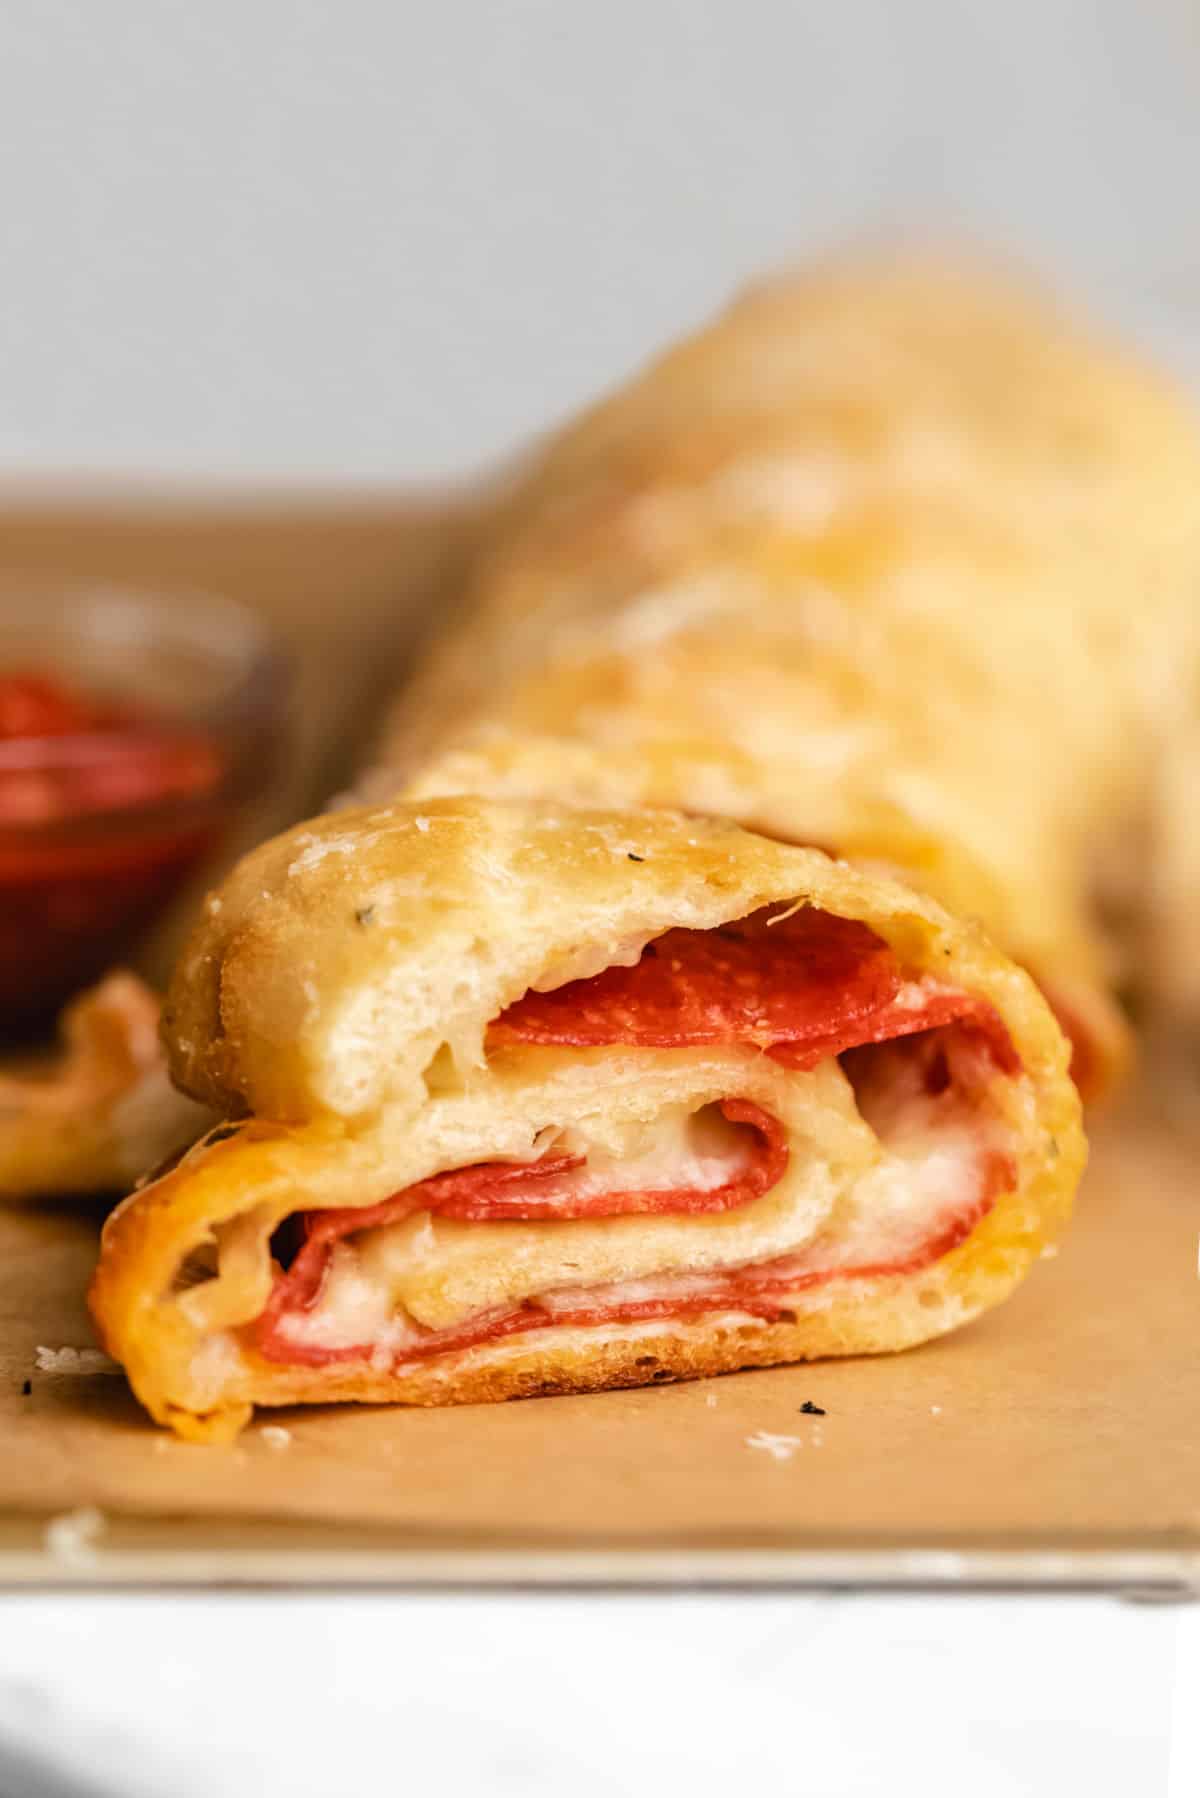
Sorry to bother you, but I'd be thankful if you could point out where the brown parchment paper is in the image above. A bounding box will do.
[0,496,1195,1590]
[0,1102,1195,1589]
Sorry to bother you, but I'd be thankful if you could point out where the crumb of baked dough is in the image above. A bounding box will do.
[44,1507,106,1567]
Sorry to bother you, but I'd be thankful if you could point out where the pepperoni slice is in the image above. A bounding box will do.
[255,1100,790,1355]
[255,1144,1015,1370]
[491,907,901,1054]
[491,906,1016,1073]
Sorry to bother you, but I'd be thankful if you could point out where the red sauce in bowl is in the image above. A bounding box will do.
[0,672,226,1027]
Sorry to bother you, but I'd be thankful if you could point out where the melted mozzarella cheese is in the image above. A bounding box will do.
[279,1105,846,1341]
[779,1115,989,1272]
[193,1044,871,1349]
[277,1054,1002,1356]
[529,1102,762,1204]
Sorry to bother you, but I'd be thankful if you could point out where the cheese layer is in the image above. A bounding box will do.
[266,1026,1008,1359]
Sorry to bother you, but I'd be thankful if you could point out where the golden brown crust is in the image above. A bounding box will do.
[91,796,1084,1441]
[0,974,208,1199]
[160,795,949,1122]
[162,791,1079,1124]
[358,261,1200,1090]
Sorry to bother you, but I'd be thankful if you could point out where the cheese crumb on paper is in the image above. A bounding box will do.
[44,1507,106,1568]
[34,1346,120,1376]
[745,1430,803,1462]
[260,1425,292,1452]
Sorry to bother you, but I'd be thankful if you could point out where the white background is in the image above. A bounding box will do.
[1,3,1196,1791]
[1,0,1199,484]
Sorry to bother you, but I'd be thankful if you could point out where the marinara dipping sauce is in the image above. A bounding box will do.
[0,670,227,1029]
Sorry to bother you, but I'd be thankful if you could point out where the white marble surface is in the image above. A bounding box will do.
[0,1593,1188,1797]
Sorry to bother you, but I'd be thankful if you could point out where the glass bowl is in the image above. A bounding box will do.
[0,579,288,1034]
